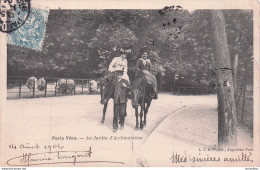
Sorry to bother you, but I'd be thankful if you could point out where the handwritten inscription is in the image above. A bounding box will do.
[7,144,125,166]
[169,151,254,164]
[9,143,64,152]
[7,147,93,166]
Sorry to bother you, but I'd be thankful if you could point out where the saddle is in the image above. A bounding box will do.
[138,70,158,99]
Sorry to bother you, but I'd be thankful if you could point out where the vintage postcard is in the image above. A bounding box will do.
[0,0,259,167]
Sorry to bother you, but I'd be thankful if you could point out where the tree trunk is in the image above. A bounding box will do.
[210,10,237,146]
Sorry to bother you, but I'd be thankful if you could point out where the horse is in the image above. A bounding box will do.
[131,75,154,130]
[100,76,112,124]
[100,71,126,124]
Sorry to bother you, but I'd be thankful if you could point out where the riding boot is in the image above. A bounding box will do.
[150,88,158,99]
[151,91,155,98]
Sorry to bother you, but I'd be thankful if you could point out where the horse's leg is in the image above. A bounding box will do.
[140,104,144,130]
[144,99,152,126]
[135,107,139,129]
[140,81,146,130]
[100,102,108,123]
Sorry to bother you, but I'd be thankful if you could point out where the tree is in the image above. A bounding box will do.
[7,9,252,93]
[210,10,237,146]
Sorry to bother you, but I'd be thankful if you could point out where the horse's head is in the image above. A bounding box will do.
[130,78,144,108]
[131,88,141,108]
[100,78,109,104]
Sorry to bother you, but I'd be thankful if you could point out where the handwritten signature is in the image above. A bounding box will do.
[7,147,124,166]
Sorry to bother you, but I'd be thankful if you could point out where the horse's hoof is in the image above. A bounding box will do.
[120,126,124,130]
[140,124,144,130]
[134,126,139,130]
[100,121,104,124]
[113,129,117,133]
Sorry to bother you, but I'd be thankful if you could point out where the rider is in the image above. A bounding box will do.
[107,51,131,132]
[101,51,130,104]
[135,51,158,99]
[108,52,130,83]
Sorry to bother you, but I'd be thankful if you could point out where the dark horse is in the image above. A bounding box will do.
[100,74,113,123]
[131,76,154,129]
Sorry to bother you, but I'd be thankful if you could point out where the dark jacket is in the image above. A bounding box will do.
[113,79,131,104]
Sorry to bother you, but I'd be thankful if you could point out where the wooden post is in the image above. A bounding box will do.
[82,80,84,94]
[211,10,237,146]
[74,79,76,95]
[235,59,248,107]
[241,59,249,122]
[55,80,57,96]
[19,80,22,98]
[241,86,246,122]
[33,81,35,97]
[233,54,238,91]
[65,79,67,96]
[44,80,47,97]
[89,81,92,94]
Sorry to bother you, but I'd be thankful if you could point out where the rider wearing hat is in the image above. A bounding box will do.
[108,52,131,132]
[135,51,158,99]
[101,52,130,105]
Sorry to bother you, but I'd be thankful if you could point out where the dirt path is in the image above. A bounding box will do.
[3,94,253,167]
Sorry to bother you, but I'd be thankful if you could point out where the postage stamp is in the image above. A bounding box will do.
[0,0,31,33]
[7,7,49,51]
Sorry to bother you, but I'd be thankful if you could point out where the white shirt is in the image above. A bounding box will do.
[109,57,128,73]
[108,57,129,82]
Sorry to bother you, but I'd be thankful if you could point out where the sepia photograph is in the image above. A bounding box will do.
[0,0,259,167]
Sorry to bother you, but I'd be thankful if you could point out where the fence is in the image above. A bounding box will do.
[233,56,253,136]
[7,76,101,99]
[170,86,216,95]
[235,86,253,135]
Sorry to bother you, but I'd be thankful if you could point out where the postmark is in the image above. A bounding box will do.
[0,0,30,33]
[7,7,49,51]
